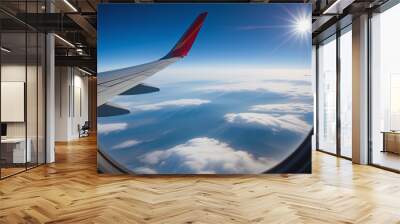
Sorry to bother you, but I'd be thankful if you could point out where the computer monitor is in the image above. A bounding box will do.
[1,123,7,137]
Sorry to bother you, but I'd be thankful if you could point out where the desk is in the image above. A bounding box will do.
[1,138,31,163]
[382,131,400,154]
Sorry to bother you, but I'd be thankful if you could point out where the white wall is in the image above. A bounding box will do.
[55,67,69,141]
[55,67,89,141]
[71,73,89,138]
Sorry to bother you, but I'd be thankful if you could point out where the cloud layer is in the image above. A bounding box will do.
[155,67,311,84]
[139,137,272,174]
[197,81,312,97]
[98,122,128,135]
[133,167,157,174]
[129,99,210,111]
[250,103,313,114]
[224,113,310,134]
[112,140,141,150]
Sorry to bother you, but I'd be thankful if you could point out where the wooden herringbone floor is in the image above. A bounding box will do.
[1,136,400,224]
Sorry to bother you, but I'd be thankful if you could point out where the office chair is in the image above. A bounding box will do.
[79,121,90,138]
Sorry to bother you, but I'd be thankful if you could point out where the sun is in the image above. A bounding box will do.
[287,12,311,42]
[295,18,311,34]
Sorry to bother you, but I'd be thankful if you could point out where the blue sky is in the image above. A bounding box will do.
[98,3,312,72]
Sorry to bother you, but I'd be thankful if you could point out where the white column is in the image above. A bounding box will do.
[352,14,369,164]
[46,33,55,163]
[45,0,55,163]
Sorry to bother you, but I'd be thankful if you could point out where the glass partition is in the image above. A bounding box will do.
[317,35,337,154]
[1,30,28,177]
[37,32,45,165]
[0,1,46,179]
[27,30,38,169]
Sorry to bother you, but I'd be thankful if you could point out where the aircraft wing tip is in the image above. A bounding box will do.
[163,12,208,59]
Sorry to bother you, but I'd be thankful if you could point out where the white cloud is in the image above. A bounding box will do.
[98,122,128,135]
[153,66,311,84]
[250,103,313,114]
[133,167,158,174]
[112,140,141,150]
[139,137,273,174]
[128,99,210,111]
[197,81,312,97]
[224,113,310,134]
[142,150,167,165]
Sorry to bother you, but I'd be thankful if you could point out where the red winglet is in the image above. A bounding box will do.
[163,12,208,59]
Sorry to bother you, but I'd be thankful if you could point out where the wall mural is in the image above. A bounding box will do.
[97,3,313,174]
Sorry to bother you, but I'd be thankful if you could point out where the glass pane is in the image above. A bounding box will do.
[371,4,400,171]
[0,1,46,178]
[27,31,38,169]
[1,30,27,177]
[38,33,46,165]
[318,36,337,154]
[340,29,352,158]
[26,0,38,169]
[312,46,317,150]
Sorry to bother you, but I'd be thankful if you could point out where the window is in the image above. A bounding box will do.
[339,27,352,158]
[370,2,400,171]
[317,36,337,154]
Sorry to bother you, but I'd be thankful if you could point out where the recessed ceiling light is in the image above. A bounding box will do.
[54,34,75,48]
[78,67,93,76]
[63,0,78,12]
[1,47,11,53]
[323,0,354,15]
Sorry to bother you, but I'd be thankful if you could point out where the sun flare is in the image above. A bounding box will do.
[295,18,311,34]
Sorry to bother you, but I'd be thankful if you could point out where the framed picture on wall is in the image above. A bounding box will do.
[1,81,25,123]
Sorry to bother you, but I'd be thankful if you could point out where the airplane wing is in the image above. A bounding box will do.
[97,12,208,117]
